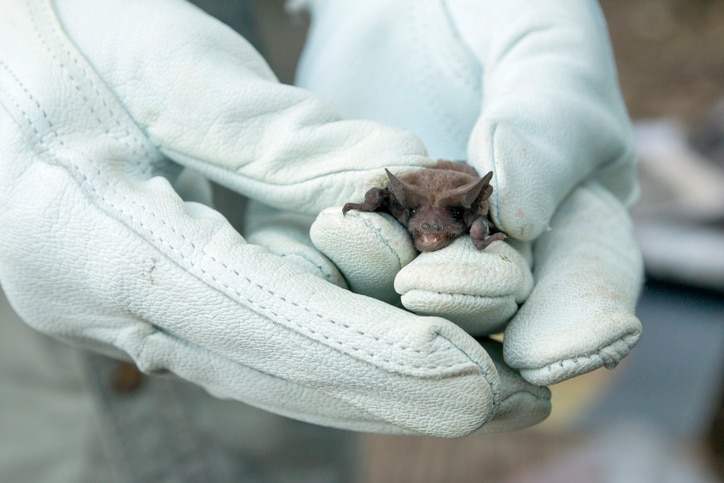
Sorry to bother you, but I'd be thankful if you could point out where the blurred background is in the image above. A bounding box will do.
[1,0,722,482]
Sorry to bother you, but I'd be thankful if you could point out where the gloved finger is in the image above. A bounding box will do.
[448,0,638,240]
[244,201,347,288]
[503,181,643,386]
[172,167,214,205]
[475,338,551,433]
[394,237,534,336]
[51,0,433,214]
[309,207,417,305]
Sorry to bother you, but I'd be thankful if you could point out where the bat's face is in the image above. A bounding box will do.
[406,205,467,252]
[386,168,487,252]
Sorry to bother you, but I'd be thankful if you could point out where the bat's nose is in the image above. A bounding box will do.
[422,223,445,233]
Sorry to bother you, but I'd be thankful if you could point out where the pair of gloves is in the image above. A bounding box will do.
[0,0,643,437]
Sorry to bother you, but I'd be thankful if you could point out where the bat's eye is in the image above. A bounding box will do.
[451,207,465,221]
[409,208,417,216]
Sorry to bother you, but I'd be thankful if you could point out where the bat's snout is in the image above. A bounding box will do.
[421,223,445,233]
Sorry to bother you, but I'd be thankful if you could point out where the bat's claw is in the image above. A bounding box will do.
[470,216,507,250]
[342,203,357,216]
[473,232,507,250]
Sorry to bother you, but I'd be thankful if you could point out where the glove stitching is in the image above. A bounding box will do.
[109,204,444,361]
[28,0,153,176]
[94,201,460,368]
[499,388,550,408]
[0,61,54,135]
[532,333,638,374]
[277,253,338,284]
[76,190,428,360]
[336,211,406,269]
[194,266,457,369]
[402,288,514,301]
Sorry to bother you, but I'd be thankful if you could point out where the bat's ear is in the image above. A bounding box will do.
[438,172,494,208]
[478,171,494,201]
[386,169,423,207]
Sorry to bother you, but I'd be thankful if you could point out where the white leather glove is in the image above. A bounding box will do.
[0,0,550,437]
[299,0,644,385]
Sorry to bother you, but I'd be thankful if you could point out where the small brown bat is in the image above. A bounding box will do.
[342,160,506,252]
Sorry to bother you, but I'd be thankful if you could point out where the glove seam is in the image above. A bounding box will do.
[135,327,487,436]
[400,288,515,301]
[201,270,464,370]
[27,0,157,177]
[499,388,549,406]
[116,202,469,371]
[520,332,639,374]
[276,252,339,285]
[113,201,464,369]
[334,210,407,269]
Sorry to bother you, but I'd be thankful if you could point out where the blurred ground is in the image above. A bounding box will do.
[603,0,724,125]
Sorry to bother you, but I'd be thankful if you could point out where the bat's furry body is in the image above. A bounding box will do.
[343,160,506,252]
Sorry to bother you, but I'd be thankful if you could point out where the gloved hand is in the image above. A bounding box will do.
[0,0,550,437]
[298,0,644,385]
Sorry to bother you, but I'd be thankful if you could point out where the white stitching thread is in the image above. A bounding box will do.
[29,0,153,174]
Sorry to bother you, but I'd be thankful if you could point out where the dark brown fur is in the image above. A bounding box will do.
[343,160,506,252]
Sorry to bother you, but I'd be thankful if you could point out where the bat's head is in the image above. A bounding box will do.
[406,204,467,252]
[386,169,489,252]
